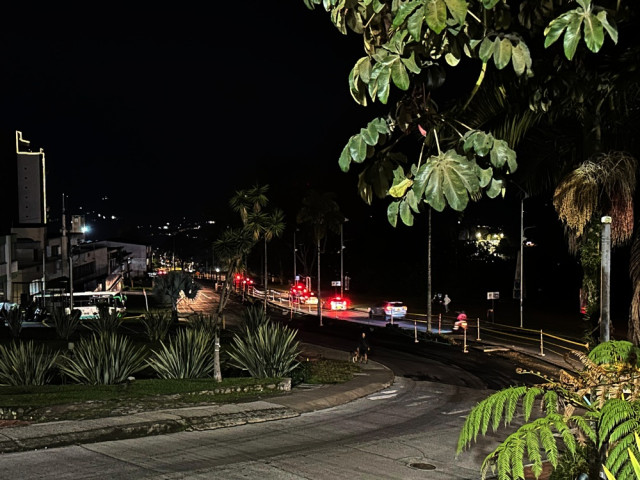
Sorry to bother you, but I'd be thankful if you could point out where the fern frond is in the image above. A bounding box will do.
[590,341,640,365]
[599,399,640,448]
[482,414,568,480]
[543,390,559,415]
[457,386,532,454]
[522,387,544,421]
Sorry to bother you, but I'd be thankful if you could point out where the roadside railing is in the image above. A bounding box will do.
[407,312,589,358]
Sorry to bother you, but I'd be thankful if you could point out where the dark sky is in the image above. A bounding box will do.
[1,3,370,224]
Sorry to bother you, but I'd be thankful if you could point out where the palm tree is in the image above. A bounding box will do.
[152,270,201,323]
[254,209,285,309]
[230,184,285,307]
[211,227,255,382]
[297,190,345,326]
[553,152,637,342]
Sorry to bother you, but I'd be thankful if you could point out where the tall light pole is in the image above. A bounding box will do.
[340,218,348,298]
[293,229,297,284]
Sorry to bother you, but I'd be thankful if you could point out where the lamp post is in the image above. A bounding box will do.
[340,218,348,298]
[293,229,298,284]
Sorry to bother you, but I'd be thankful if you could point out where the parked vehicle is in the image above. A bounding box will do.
[373,301,407,319]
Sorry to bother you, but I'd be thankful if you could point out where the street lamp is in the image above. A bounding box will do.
[340,218,348,298]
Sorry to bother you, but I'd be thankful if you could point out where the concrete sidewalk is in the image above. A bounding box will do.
[0,343,394,454]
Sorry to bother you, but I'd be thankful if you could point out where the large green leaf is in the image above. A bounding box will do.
[425,0,447,34]
[414,150,479,212]
[348,135,367,163]
[544,14,569,48]
[387,201,399,227]
[376,66,391,103]
[511,42,528,75]
[582,12,604,53]
[478,36,496,62]
[407,6,425,40]
[493,38,512,70]
[563,12,583,60]
[444,0,468,26]
[597,10,618,44]
[401,51,422,74]
[490,139,515,170]
[339,144,352,172]
[392,0,422,27]
[391,58,410,90]
[400,197,414,226]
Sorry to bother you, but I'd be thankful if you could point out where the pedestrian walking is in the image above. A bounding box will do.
[367,307,373,319]
[443,294,451,313]
[356,331,370,363]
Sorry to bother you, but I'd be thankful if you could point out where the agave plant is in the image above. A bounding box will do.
[227,322,300,379]
[240,303,270,332]
[58,332,147,385]
[2,305,24,339]
[146,328,215,379]
[51,307,81,340]
[85,305,123,334]
[140,310,172,342]
[0,341,59,386]
[457,340,640,479]
[186,314,216,332]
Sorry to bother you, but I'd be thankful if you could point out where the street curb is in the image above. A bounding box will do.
[0,402,299,454]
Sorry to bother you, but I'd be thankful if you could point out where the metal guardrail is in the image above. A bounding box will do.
[243,289,590,360]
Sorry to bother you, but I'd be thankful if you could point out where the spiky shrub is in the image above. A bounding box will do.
[227,322,300,378]
[58,332,147,385]
[0,341,59,386]
[146,328,215,379]
[186,314,216,332]
[3,306,24,339]
[241,303,270,332]
[51,307,81,340]
[457,340,640,480]
[85,305,123,334]
[140,310,172,342]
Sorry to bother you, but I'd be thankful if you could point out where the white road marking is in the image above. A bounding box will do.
[368,393,398,400]
[442,409,470,415]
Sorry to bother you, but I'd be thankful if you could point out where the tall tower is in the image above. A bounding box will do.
[15,131,47,226]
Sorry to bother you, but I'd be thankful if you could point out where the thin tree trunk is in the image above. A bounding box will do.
[264,238,268,310]
[427,207,432,332]
[317,237,322,327]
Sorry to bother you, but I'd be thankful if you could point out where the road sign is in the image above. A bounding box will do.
[331,281,341,287]
[487,291,500,300]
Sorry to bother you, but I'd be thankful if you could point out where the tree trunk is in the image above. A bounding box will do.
[427,207,432,332]
[317,237,322,327]
[264,238,268,310]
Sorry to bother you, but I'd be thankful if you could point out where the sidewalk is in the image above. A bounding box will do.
[0,343,394,454]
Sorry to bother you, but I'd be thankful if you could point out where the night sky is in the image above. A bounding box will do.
[1,4,632,320]
[1,3,368,224]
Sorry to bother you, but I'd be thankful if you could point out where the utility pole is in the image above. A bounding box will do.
[340,219,348,298]
[293,229,297,283]
[600,216,612,343]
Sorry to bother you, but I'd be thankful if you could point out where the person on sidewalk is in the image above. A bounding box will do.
[443,294,451,313]
[357,331,370,363]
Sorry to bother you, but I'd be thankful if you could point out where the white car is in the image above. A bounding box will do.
[373,301,407,319]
